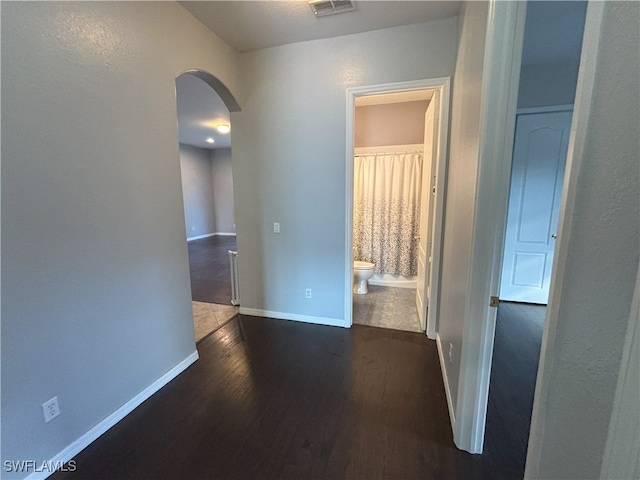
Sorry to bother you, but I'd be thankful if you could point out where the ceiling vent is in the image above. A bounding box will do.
[309,0,356,17]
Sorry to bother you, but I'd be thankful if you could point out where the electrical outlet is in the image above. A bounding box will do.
[305,288,312,299]
[273,222,280,234]
[42,396,60,423]
[448,343,453,363]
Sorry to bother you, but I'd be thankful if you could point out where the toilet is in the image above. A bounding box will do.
[353,261,375,294]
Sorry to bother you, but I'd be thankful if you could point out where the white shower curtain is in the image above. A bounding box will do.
[353,152,423,277]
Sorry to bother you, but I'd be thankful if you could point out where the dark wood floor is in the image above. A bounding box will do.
[51,303,544,480]
[483,301,546,478]
[188,235,236,305]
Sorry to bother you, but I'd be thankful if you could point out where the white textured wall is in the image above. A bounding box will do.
[179,144,216,239]
[210,148,236,234]
[526,1,640,478]
[436,1,489,413]
[1,2,240,477]
[231,18,458,320]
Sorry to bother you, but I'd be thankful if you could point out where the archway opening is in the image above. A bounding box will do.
[175,70,239,343]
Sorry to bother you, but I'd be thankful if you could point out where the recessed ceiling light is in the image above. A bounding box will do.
[216,124,230,134]
[206,137,215,144]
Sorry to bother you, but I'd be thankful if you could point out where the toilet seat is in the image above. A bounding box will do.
[354,261,375,270]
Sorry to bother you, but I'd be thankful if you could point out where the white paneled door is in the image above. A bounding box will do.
[500,109,572,304]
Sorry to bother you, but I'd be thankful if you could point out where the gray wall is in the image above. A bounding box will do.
[526,1,640,477]
[355,101,429,147]
[179,144,216,239]
[436,0,489,413]
[232,18,458,320]
[518,60,580,108]
[1,2,240,477]
[211,148,236,234]
[517,0,587,109]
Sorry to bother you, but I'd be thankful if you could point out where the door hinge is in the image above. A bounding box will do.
[490,296,500,307]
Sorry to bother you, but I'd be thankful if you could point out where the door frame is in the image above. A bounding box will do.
[526,1,607,472]
[417,97,439,332]
[516,104,573,116]
[453,0,527,453]
[457,0,605,456]
[344,77,451,335]
[498,104,573,303]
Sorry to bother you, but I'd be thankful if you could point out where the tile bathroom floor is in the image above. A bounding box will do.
[187,235,239,342]
[353,285,422,333]
[192,301,239,343]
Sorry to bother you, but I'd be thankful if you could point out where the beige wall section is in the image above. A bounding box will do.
[436,1,489,413]
[526,1,640,478]
[232,18,458,320]
[1,2,240,476]
[355,101,429,147]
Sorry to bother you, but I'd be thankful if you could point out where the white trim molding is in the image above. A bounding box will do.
[454,0,526,454]
[26,351,199,480]
[525,2,607,476]
[239,307,348,328]
[425,82,451,341]
[187,233,216,242]
[345,77,452,335]
[187,232,236,242]
[516,104,573,116]
[436,334,457,430]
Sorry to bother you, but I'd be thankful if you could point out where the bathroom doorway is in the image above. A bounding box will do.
[345,79,451,337]
[175,71,240,343]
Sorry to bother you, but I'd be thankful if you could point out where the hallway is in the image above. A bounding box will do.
[50,304,545,480]
[484,302,545,478]
[187,235,237,305]
[52,317,489,479]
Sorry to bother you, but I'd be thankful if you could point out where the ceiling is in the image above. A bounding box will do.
[176,73,231,149]
[179,1,462,53]
[175,0,586,150]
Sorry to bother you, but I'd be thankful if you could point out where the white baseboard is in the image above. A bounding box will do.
[436,334,456,430]
[187,232,236,241]
[26,351,199,480]
[187,233,216,241]
[239,307,348,328]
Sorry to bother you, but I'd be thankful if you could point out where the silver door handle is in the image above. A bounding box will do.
[551,233,557,239]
